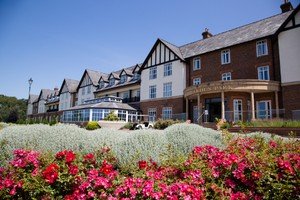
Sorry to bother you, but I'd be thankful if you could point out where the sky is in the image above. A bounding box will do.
[0,0,299,99]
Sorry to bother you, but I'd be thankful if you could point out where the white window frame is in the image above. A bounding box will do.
[163,82,172,97]
[221,49,231,65]
[149,67,157,80]
[120,74,127,84]
[148,108,157,122]
[109,78,115,86]
[193,57,201,70]
[222,72,232,81]
[162,107,172,120]
[233,99,243,122]
[149,85,156,99]
[164,63,172,77]
[256,100,272,119]
[257,66,270,80]
[256,40,268,57]
[193,77,201,85]
[99,81,105,89]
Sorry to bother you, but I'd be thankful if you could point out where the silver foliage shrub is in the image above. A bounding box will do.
[0,123,225,167]
[164,123,224,155]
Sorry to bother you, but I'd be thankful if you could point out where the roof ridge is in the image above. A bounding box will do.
[179,11,292,48]
[159,38,179,47]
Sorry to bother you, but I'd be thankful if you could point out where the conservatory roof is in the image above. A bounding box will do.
[65,101,137,111]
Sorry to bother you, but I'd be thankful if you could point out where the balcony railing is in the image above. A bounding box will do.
[122,97,140,103]
[47,108,59,112]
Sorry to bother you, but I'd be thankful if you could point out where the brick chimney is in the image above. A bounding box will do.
[280,0,293,13]
[54,87,59,95]
[202,28,213,39]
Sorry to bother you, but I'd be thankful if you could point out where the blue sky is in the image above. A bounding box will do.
[0,0,299,99]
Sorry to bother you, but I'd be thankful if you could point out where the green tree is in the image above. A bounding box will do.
[0,94,27,123]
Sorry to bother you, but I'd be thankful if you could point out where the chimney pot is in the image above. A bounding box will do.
[280,0,293,13]
[202,28,213,39]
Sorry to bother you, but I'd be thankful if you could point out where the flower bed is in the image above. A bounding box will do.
[0,136,299,199]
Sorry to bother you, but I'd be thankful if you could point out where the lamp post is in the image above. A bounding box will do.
[28,78,33,97]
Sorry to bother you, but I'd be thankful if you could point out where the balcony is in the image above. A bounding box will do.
[47,108,59,112]
[122,97,140,103]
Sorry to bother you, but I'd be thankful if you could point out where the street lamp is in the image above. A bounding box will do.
[28,78,33,97]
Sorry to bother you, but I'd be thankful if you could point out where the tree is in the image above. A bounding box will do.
[0,94,27,123]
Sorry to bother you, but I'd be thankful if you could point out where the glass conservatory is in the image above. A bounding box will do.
[61,96,138,123]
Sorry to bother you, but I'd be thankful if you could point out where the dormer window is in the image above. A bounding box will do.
[99,81,105,89]
[109,78,115,86]
[120,74,127,84]
[133,72,140,80]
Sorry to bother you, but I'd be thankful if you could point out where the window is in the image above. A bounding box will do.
[163,82,172,97]
[193,58,201,70]
[164,63,172,76]
[81,87,85,95]
[136,90,140,97]
[123,91,129,99]
[109,78,115,86]
[149,67,157,80]
[133,72,140,80]
[233,99,243,122]
[149,85,156,99]
[120,74,127,84]
[257,66,270,80]
[162,107,172,120]
[256,40,268,57]
[193,77,201,85]
[221,49,230,64]
[148,108,157,122]
[99,81,105,89]
[87,85,91,94]
[222,72,232,81]
[257,100,272,119]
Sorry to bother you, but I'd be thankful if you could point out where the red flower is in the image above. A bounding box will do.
[65,151,76,163]
[138,160,148,170]
[42,163,59,184]
[84,153,95,163]
[68,164,79,175]
[55,150,76,164]
[100,160,113,175]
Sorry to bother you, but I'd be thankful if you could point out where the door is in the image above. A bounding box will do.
[233,99,243,122]
[257,101,272,119]
[193,106,199,123]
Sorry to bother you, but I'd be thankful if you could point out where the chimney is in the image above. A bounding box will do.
[202,28,213,39]
[280,0,293,13]
[54,87,59,95]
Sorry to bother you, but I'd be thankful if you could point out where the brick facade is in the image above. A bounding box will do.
[282,85,300,119]
[140,97,185,120]
[186,39,276,86]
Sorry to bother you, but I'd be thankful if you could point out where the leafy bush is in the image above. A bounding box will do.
[104,111,119,121]
[154,119,181,129]
[164,123,224,156]
[0,135,299,199]
[121,122,134,130]
[233,119,300,128]
[85,121,101,130]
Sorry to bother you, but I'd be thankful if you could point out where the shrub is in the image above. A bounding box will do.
[85,121,101,130]
[104,111,119,121]
[122,122,133,130]
[164,123,224,156]
[0,136,299,199]
[154,119,181,130]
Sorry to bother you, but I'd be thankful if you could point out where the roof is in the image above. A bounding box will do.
[179,10,293,58]
[28,94,39,104]
[36,89,55,102]
[62,79,79,94]
[86,69,105,85]
[65,101,137,111]
[160,38,184,60]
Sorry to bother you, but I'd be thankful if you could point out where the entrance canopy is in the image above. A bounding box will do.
[184,79,280,98]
